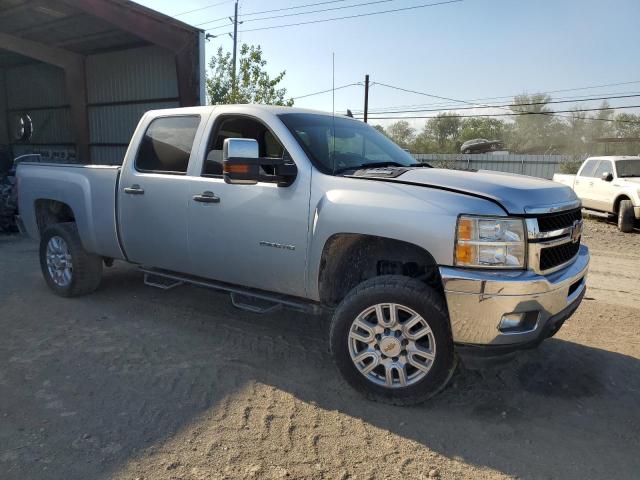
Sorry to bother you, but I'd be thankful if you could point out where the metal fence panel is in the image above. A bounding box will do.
[412,153,569,179]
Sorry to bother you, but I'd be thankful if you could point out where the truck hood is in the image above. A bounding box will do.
[390,168,579,214]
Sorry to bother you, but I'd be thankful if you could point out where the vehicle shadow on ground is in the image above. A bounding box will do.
[2,257,639,479]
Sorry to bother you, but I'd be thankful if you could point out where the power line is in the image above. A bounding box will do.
[357,104,640,121]
[351,93,640,115]
[173,0,234,17]
[206,0,398,31]
[353,80,640,113]
[210,0,463,34]
[196,0,351,26]
[292,82,362,100]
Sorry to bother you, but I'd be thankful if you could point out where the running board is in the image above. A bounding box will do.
[139,267,325,315]
[582,209,612,219]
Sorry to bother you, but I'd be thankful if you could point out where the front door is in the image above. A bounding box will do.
[187,115,311,297]
[118,114,202,272]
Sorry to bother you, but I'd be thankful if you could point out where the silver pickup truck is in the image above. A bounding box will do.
[17,105,589,405]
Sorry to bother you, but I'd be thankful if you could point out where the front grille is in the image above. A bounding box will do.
[540,240,580,271]
[536,208,582,232]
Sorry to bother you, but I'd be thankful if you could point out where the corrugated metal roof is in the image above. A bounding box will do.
[0,0,203,67]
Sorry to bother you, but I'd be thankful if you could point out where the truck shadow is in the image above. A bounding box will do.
[2,258,639,479]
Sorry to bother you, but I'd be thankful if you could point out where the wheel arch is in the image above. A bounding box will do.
[613,194,632,214]
[317,233,444,306]
[35,198,76,234]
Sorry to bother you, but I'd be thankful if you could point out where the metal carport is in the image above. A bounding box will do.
[0,0,205,165]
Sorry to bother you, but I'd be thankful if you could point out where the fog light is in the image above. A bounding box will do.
[499,313,525,332]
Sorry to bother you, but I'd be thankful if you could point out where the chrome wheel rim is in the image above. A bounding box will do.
[348,303,436,388]
[46,236,73,287]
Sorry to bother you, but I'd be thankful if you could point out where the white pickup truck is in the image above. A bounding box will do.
[17,105,589,405]
[554,156,640,232]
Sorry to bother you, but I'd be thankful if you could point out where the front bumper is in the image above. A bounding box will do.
[439,244,589,348]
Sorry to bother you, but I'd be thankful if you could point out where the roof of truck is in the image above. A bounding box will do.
[585,156,640,162]
[146,104,354,119]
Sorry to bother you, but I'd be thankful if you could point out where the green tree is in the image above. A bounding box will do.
[425,113,461,151]
[458,117,506,143]
[508,93,563,153]
[386,120,415,149]
[372,124,388,136]
[206,44,294,106]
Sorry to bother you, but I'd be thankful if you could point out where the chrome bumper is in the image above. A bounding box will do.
[440,245,589,346]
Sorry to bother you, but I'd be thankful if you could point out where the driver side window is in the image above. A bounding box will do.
[203,116,286,177]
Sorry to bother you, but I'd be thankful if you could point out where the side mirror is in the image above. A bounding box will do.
[223,138,260,185]
[223,137,298,187]
[601,172,613,182]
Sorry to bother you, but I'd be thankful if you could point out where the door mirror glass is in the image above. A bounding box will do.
[223,138,261,185]
[601,172,613,182]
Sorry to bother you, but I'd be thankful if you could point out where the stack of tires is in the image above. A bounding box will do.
[0,146,18,233]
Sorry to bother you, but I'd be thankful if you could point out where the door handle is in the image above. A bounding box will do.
[193,191,220,204]
[589,182,594,186]
[124,184,145,195]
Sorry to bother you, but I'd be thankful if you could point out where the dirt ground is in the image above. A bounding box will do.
[1,217,639,480]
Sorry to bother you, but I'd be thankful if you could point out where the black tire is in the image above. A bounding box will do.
[39,222,103,297]
[329,275,456,405]
[618,199,635,233]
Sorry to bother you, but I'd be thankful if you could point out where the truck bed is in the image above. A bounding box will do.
[552,173,576,188]
[17,163,125,260]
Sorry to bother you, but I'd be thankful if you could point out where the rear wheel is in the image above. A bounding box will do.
[329,275,456,405]
[39,222,103,297]
[618,199,635,233]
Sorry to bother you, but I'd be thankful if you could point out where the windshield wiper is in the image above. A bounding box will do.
[335,161,428,174]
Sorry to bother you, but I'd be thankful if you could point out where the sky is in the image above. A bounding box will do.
[136,0,640,130]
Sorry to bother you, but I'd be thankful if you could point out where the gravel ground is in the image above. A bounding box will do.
[1,217,639,480]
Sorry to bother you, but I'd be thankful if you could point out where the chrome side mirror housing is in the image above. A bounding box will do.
[223,138,260,185]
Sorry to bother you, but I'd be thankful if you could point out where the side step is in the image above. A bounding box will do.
[230,292,282,314]
[582,209,612,219]
[144,272,184,290]
[139,267,325,315]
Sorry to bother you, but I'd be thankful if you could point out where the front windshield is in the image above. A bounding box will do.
[278,113,418,174]
[616,160,640,177]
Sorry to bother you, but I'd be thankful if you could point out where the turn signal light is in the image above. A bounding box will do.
[457,218,474,241]
[223,163,251,174]
[455,244,476,264]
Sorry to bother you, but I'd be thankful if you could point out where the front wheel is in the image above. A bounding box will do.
[329,276,456,405]
[39,222,103,297]
[618,199,635,233]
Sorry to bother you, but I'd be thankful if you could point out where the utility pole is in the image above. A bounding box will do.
[364,74,370,123]
[231,0,239,98]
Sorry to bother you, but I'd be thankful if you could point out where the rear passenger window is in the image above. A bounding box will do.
[579,160,598,177]
[136,116,200,174]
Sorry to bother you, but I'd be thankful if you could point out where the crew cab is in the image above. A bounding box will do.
[554,156,640,232]
[17,105,589,405]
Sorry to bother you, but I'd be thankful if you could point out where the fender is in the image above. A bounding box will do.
[305,174,506,301]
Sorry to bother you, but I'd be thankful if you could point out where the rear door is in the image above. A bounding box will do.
[574,159,599,209]
[118,114,205,272]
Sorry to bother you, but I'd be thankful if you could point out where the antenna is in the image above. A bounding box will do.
[332,52,336,174]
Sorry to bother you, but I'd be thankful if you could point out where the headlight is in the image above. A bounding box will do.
[455,215,526,268]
